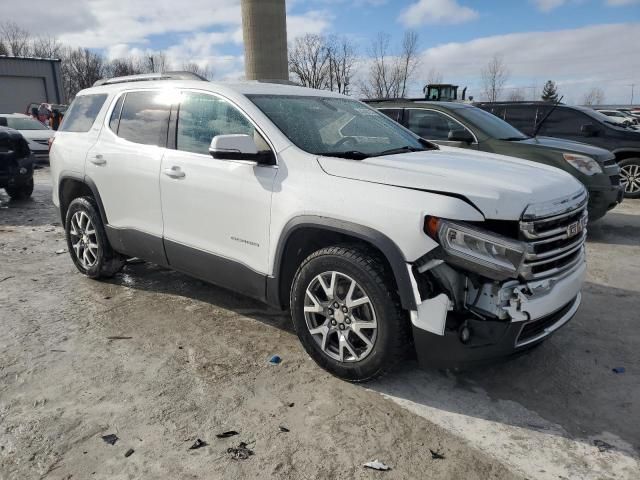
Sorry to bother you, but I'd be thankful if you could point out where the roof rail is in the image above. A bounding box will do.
[361,97,427,103]
[93,71,207,87]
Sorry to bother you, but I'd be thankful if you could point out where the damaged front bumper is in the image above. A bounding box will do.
[408,256,586,369]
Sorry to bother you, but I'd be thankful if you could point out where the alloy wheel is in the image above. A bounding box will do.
[303,271,377,363]
[621,164,640,194]
[69,211,99,269]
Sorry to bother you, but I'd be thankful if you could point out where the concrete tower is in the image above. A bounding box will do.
[241,0,289,81]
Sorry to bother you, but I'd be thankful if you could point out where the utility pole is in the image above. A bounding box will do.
[628,84,635,106]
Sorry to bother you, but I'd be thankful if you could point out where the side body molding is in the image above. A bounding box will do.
[268,216,418,311]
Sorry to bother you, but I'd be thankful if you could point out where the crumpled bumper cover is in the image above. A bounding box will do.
[409,260,585,369]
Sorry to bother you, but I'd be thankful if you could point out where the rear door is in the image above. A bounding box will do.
[85,89,170,263]
[537,107,604,146]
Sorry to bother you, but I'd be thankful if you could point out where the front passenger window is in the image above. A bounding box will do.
[177,92,270,155]
[407,109,468,141]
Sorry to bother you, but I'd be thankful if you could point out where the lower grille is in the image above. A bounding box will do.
[519,189,588,280]
[517,297,577,345]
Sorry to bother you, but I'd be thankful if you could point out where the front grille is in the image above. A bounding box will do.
[516,297,577,345]
[32,139,49,146]
[519,189,587,280]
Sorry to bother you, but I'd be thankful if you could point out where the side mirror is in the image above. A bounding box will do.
[209,134,275,165]
[448,128,474,144]
[581,123,599,137]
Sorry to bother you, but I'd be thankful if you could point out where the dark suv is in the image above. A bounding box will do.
[0,126,34,200]
[367,100,622,220]
[475,102,640,198]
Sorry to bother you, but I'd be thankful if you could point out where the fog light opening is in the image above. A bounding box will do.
[459,323,471,344]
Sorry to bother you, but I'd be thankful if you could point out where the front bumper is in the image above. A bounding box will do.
[409,259,586,369]
[587,184,623,221]
[0,155,34,189]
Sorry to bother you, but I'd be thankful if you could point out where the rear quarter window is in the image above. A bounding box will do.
[59,94,108,132]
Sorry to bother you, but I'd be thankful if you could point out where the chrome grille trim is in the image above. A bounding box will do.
[519,189,588,280]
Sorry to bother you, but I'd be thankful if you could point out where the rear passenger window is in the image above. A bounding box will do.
[407,109,467,141]
[117,91,171,147]
[177,92,269,155]
[538,108,587,137]
[59,94,108,132]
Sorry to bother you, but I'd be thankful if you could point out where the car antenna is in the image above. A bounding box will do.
[532,95,564,138]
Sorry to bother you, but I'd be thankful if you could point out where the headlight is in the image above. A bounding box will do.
[425,217,526,278]
[563,153,603,176]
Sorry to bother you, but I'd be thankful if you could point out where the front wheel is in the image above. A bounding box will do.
[620,158,640,198]
[290,246,409,382]
[64,196,125,278]
[6,178,34,200]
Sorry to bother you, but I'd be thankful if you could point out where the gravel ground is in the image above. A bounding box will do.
[1,168,639,479]
[0,169,522,479]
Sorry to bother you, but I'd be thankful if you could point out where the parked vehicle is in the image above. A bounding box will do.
[0,114,55,163]
[51,73,588,380]
[367,100,622,221]
[596,109,638,127]
[0,126,34,200]
[476,101,640,198]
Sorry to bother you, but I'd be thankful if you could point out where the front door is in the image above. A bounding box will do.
[159,91,277,299]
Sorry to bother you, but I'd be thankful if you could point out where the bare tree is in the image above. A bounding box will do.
[481,54,509,102]
[0,41,8,56]
[427,67,443,84]
[32,36,63,59]
[288,34,331,89]
[583,87,605,106]
[61,47,106,102]
[182,61,214,80]
[398,30,420,98]
[360,31,421,99]
[0,21,32,56]
[326,35,357,94]
[507,87,526,101]
[106,57,144,78]
[144,51,170,73]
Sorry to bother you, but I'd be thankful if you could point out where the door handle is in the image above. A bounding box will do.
[89,154,106,165]
[163,166,185,179]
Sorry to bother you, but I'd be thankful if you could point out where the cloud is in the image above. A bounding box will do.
[398,0,479,27]
[414,23,640,104]
[533,0,568,12]
[287,10,333,39]
[605,0,640,5]
[533,0,640,11]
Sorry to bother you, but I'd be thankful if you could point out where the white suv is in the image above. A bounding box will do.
[50,73,587,381]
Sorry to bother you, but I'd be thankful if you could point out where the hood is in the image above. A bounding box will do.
[517,136,613,161]
[317,146,584,220]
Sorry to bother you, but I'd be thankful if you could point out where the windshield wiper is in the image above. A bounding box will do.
[371,146,427,157]
[321,150,370,160]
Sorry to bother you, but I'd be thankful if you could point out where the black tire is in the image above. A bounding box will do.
[620,157,640,198]
[6,178,34,200]
[64,196,125,278]
[290,245,410,382]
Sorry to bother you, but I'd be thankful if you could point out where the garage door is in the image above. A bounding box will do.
[0,76,47,113]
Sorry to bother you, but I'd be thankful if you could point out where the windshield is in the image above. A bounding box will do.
[248,95,426,158]
[5,117,49,130]
[455,106,528,140]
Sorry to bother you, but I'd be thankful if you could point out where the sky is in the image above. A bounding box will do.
[4,0,640,104]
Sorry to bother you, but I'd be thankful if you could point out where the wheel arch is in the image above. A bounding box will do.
[612,149,640,162]
[58,172,108,226]
[267,216,417,312]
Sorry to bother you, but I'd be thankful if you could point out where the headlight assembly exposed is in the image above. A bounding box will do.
[425,217,526,278]
[563,153,603,176]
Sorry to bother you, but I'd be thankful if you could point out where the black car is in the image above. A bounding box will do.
[367,100,622,221]
[0,126,34,200]
[476,102,640,198]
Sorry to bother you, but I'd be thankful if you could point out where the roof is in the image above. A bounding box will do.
[0,55,61,62]
[365,99,470,109]
[78,78,349,99]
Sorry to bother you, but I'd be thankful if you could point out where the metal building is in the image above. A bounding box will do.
[0,56,64,113]
[241,0,289,81]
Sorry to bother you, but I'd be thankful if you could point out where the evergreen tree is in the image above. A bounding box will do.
[541,80,559,102]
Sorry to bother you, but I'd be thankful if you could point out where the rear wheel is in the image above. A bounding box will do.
[290,246,409,382]
[620,158,640,198]
[6,178,34,200]
[64,196,125,278]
